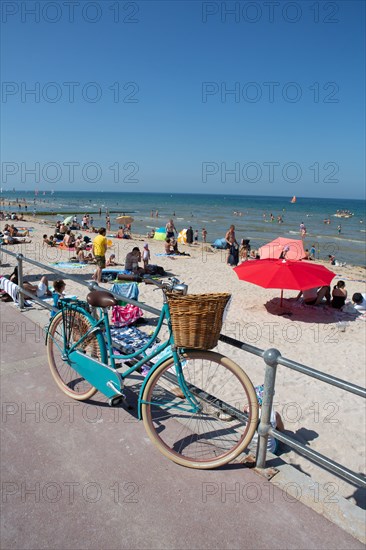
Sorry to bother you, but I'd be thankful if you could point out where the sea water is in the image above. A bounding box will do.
[2,191,365,267]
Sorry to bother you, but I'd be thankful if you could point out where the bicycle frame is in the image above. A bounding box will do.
[53,297,200,415]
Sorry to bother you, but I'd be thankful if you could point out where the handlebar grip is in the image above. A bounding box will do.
[117,273,143,283]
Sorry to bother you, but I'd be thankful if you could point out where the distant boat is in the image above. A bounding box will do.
[290,196,296,203]
[334,210,354,218]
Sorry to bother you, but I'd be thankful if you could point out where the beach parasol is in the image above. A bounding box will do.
[116,215,134,225]
[177,228,187,244]
[259,237,306,261]
[63,215,74,225]
[234,259,335,306]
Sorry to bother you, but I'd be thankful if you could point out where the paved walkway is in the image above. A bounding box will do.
[0,303,363,549]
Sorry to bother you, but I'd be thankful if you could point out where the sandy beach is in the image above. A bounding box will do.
[1,215,365,503]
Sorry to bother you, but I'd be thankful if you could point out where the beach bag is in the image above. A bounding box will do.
[111,304,143,327]
[145,264,166,276]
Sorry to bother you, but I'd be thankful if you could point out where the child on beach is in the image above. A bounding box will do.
[106,253,117,266]
[51,279,66,318]
[142,243,151,270]
[352,293,366,311]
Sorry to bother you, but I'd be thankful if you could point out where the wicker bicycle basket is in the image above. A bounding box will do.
[167,292,231,350]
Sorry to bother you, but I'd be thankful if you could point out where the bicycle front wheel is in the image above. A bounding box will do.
[47,309,107,400]
[142,351,258,469]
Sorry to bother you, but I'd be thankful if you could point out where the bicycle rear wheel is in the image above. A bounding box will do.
[141,351,258,469]
[47,309,107,400]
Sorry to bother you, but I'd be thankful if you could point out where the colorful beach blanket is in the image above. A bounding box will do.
[51,262,86,269]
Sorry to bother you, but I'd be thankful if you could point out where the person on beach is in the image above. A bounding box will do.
[279,245,290,259]
[299,222,306,238]
[106,253,117,267]
[194,229,199,243]
[202,228,207,243]
[225,225,239,265]
[239,239,250,262]
[352,293,366,311]
[124,247,144,274]
[9,267,52,298]
[1,231,32,245]
[63,230,75,248]
[77,243,94,264]
[74,234,83,249]
[142,243,151,270]
[310,244,316,260]
[296,286,331,306]
[51,279,66,318]
[331,280,347,309]
[9,225,29,237]
[43,234,56,247]
[92,227,107,283]
[164,238,175,255]
[186,226,193,245]
[225,225,237,247]
[165,219,177,239]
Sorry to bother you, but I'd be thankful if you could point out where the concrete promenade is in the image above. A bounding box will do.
[0,303,364,549]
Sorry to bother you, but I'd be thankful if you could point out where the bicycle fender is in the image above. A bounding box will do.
[137,353,174,420]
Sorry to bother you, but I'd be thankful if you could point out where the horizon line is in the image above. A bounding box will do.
[1,190,365,201]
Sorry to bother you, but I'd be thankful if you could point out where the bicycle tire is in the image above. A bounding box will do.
[47,308,107,401]
[142,351,258,469]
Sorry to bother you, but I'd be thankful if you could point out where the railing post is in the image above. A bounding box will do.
[256,348,281,469]
[16,253,25,309]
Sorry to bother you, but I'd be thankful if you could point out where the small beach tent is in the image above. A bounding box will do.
[259,237,306,261]
[213,238,227,249]
[154,227,166,241]
[177,229,187,244]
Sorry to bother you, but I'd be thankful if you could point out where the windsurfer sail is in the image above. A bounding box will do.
[290,196,296,203]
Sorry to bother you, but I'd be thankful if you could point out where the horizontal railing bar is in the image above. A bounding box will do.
[219,334,365,399]
[277,356,366,398]
[270,429,366,488]
[219,334,264,357]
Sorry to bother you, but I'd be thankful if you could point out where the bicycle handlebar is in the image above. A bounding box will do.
[117,274,188,295]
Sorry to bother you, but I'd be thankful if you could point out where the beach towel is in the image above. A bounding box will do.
[0,277,19,302]
[111,282,139,301]
[155,253,190,258]
[111,304,143,327]
[0,277,32,306]
[56,243,75,250]
[51,262,86,269]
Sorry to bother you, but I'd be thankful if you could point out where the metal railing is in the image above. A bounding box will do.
[1,246,365,489]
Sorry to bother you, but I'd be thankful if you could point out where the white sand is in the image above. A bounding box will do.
[1,216,365,501]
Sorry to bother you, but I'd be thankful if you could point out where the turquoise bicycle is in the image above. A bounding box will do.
[46,276,258,469]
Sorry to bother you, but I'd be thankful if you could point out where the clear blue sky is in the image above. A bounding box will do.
[1,0,365,199]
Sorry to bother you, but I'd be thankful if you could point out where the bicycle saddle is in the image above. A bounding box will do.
[87,290,118,308]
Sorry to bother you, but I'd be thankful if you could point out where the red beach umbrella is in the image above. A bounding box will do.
[234,259,335,305]
[259,237,306,261]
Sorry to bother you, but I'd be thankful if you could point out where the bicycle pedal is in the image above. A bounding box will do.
[108,393,127,407]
